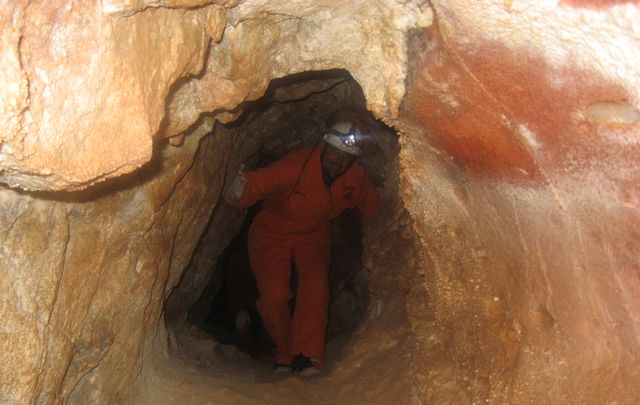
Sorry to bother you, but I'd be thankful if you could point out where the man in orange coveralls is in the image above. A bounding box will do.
[225,120,380,376]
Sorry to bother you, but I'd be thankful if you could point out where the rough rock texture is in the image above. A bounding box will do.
[1,0,640,404]
[0,2,219,190]
[135,134,425,405]
[163,0,432,138]
[398,1,640,402]
[0,0,431,191]
[0,119,242,403]
[163,76,371,335]
[0,2,430,403]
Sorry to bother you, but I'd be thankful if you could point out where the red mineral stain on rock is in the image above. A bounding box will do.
[404,27,540,182]
[404,27,637,185]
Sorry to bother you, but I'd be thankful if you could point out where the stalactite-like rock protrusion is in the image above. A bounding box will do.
[0,1,431,191]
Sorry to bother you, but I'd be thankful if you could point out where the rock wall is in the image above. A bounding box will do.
[163,76,371,335]
[0,2,215,190]
[0,119,242,403]
[0,0,430,191]
[399,1,640,402]
[0,1,430,403]
[1,0,639,404]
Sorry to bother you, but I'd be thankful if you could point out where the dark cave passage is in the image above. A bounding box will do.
[187,206,368,360]
[163,69,398,371]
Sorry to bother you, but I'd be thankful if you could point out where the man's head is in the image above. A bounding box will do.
[321,121,362,183]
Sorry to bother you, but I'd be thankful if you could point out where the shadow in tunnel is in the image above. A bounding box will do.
[162,68,397,378]
[188,203,368,363]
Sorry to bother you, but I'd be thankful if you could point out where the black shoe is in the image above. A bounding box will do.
[291,354,320,376]
[273,362,291,373]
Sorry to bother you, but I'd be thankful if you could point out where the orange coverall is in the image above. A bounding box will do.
[231,146,379,365]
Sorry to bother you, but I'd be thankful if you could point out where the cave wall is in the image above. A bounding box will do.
[0,2,430,404]
[163,77,370,335]
[0,119,243,403]
[0,2,217,190]
[1,0,639,404]
[399,2,640,402]
[0,0,430,191]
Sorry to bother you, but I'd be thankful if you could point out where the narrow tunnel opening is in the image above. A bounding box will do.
[163,69,400,376]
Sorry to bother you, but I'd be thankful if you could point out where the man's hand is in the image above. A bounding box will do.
[226,164,247,202]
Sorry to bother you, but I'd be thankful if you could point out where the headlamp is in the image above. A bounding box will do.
[322,121,364,156]
[343,133,357,148]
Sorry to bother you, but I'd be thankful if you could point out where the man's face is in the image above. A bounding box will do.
[321,143,357,182]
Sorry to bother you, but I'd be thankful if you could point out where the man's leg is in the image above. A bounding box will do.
[248,230,294,365]
[291,232,331,365]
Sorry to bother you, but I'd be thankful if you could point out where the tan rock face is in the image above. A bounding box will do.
[399,1,640,402]
[1,0,640,404]
[0,120,243,403]
[163,0,432,137]
[0,0,430,191]
[0,3,218,190]
[0,1,29,158]
[100,0,239,17]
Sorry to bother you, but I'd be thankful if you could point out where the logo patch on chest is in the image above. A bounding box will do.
[342,186,356,200]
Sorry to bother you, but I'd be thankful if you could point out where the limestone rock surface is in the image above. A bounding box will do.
[0,3,218,190]
[398,1,640,402]
[163,0,432,137]
[1,0,640,404]
[0,120,237,403]
[0,0,431,191]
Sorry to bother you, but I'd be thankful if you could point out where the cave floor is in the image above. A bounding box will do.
[135,200,467,404]
[135,328,417,405]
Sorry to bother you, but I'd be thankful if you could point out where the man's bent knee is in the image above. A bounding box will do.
[258,287,292,307]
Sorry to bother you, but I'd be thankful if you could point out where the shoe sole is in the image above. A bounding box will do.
[294,367,320,377]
